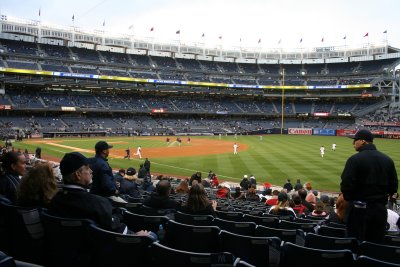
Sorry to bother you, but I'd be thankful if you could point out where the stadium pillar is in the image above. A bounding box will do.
[281,68,285,134]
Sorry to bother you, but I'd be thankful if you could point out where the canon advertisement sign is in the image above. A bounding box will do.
[288,128,313,135]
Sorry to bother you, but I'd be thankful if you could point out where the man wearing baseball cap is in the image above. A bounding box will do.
[341,129,398,243]
[49,152,117,231]
[89,141,118,198]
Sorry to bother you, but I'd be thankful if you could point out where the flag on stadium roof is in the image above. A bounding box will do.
[258,38,261,44]
[219,36,222,39]
[343,35,347,40]
[278,39,281,44]
[150,27,154,31]
[321,37,324,42]
[202,33,205,37]
[38,8,41,17]
[300,38,302,43]
[176,30,180,34]
[383,30,387,34]
[363,32,368,37]
[72,15,74,22]
[102,20,105,27]
[240,37,242,42]
[128,24,134,30]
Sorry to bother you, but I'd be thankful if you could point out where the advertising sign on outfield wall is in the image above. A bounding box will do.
[384,131,400,139]
[313,128,336,136]
[336,129,357,136]
[288,128,312,135]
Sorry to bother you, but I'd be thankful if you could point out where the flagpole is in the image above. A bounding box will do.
[384,31,388,54]
[201,33,205,57]
[179,31,181,54]
[281,68,285,135]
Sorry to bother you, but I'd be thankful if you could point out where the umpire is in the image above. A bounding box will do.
[340,129,398,243]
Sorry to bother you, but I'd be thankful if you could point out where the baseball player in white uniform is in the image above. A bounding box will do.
[134,145,142,159]
[233,143,238,155]
[320,146,325,158]
[332,143,336,151]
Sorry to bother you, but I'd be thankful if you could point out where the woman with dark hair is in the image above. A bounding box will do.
[16,162,58,207]
[181,183,216,216]
[0,151,26,202]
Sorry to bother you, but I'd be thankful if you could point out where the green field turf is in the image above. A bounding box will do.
[8,135,400,192]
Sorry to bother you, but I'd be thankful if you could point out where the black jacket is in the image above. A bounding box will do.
[119,179,142,198]
[143,193,180,210]
[0,171,21,203]
[89,155,117,197]
[49,185,115,231]
[240,178,249,190]
[341,144,398,204]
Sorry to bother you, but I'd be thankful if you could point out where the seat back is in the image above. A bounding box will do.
[383,234,400,247]
[123,202,143,213]
[175,211,214,226]
[304,233,359,253]
[279,220,317,233]
[0,251,14,267]
[255,225,305,245]
[233,258,256,267]
[122,210,169,233]
[150,242,236,267]
[87,224,154,267]
[219,230,281,267]
[318,225,347,238]
[280,242,354,267]
[359,241,400,264]
[213,218,256,236]
[0,197,11,254]
[0,202,43,264]
[356,255,400,267]
[243,214,279,228]
[40,211,93,267]
[215,210,244,222]
[165,220,220,252]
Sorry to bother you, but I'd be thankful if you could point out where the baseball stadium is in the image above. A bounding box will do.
[0,4,399,266]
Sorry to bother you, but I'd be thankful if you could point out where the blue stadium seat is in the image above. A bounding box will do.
[305,233,359,253]
[218,230,281,267]
[165,220,220,252]
[280,242,354,267]
[356,255,400,267]
[150,242,236,267]
[175,211,214,226]
[87,224,154,267]
[358,241,400,265]
[40,211,93,267]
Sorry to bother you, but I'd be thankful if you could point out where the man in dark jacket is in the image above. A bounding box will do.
[144,158,151,172]
[341,129,398,243]
[50,152,123,232]
[143,180,180,210]
[89,141,118,197]
[240,175,249,191]
[283,179,293,192]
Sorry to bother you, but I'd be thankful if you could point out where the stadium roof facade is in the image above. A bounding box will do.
[1,14,400,64]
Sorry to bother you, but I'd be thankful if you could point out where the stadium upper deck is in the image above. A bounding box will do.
[0,14,399,93]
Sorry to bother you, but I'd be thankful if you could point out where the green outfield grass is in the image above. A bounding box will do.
[8,135,400,192]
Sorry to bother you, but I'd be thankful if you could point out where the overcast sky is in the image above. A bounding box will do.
[0,0,399,51]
